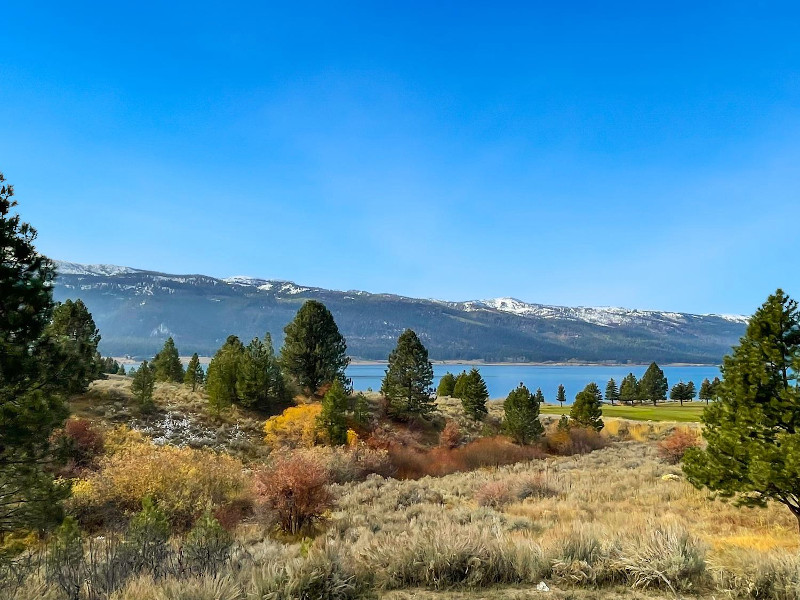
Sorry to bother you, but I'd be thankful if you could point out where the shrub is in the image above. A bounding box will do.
[67,438,247,530]
[123,497,170,576]
[183,509,233,576]
[475,480,516,508]
[659,429,700,464]
[544,426,607,456]
[62,418,105,469]
[44,517,84,600]
[438,420,462,449]
[254,452,333,535]
[263,403,323,449]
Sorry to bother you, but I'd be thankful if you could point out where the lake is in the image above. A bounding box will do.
[347,363,722,403]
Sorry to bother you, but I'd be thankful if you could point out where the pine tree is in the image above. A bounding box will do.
[437,372,456,397]
[699,378,714,404]
[352,393,371,429]
[619,372,639,405]
[318,379,349,445]
[503,383,543,444]
[46,298,102,393]
[570,382,604,431]
[206,335,244,413]
[670,381,687,406]
[131,360,155,411]
[280,300,349,397]
[119,364,126,376]
[686,380,696,402]
[605,378,620,406]
[0,172,70,535]
[237,333,288,412]
[452,371,469,399]
[461,367,489,421]
[639,362,668,406]
[556,384,566,407]
[184,353,203,391]
[381,329,435,420]
[152,337,184,383]
[534,387,545,404]
[683,290,800,536]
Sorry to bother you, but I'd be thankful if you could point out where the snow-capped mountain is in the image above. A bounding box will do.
[51,260,748,363]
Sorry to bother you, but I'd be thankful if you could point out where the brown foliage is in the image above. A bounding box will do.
[658,429,700,464]
[544,426,608,456]
[253,452,334,534]
[439,420,462,449]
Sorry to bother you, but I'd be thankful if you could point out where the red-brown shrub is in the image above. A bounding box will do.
[475,480,516,508]
[253,452,333,534]
[56,418,105,474]
[439,420,462,449]
[658,429,700,464]
[213,497,254,531]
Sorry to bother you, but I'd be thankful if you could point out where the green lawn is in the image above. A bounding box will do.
[540,402,707,422]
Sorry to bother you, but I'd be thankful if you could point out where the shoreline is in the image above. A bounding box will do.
[348,360,720,368]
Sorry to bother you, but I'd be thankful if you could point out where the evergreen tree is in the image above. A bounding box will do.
[639,362,668,406]
[280,300,349,396]
[461,367,489,420]
[206,335,244,413]
[352,393,371,429]
[683,290,800,535]
[503,383,543,444]
[131,360,155,410]
[534,387,545,404]
[437,372,456,397]
[152,337,184,383]
[46,298,102,393]
[686,380,696,402]
[318,379,349,445]
[605,378,620,406]
[452,371,469,399]
[184,352,203,392]
[570,382,604,431]
[699,378,714,404]
[556,384,566,407]
[0,172,70,535]
[670,381,687,406]
[381,329,435,419]
[711,376,722,399]
[119,364,126,376]
[619,372,639,405]
[237,333,288,412]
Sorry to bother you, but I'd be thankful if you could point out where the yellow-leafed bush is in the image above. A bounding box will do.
[263,403,323,449]
[68,436,247,530]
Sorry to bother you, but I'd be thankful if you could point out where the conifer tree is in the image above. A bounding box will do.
[452,370,469,399]
[437,372,456,397]
[280,300,349,397]
[131,360,155,411]
[534,387,545,404]
[605,378,620,406]
[318,379,349,445]
[237,333,288,412]
[0,172,70,535]
[503,383,543,444]
[699,378,714,404]
[670,381,687,406]
[556,384,566,407]
[206,335,244,413]
[46,298,102,393]
[184,353,203,391]
[381,329,435,419]
[570,382,604,431]
[639,362,668,405]
[461,367,489,420]
[684,290,800,535]
[619,372,639,405]
[152,337,184,383]
[352,392,371,429]
[686,380,696,402]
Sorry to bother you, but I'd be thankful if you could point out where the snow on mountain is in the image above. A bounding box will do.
[54,260,140,277]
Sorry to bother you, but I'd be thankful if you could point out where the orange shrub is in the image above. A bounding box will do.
[263,403,323,449]
[253,452,333,534]
[658,429,700,464]
[439,420,462,449]
[544,426,608,456]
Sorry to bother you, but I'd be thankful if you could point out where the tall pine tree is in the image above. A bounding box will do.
[381,329,435,420]
[605,378,620,406]
[131,360,155,410]
[206,335,244,413]
[153,337,184,383]
[0,172,70,535]
[619,372,639,405]
[699,378,714,404]
[184,353,203,391]
[46,299,102,393]
[237,333,289,412]
[503,383,543,444]
[461,367,489,421]
[570,382,604,431]
[437,372,456,397]
[280,300,349,397]
[318,379,349,445]
[684,290,800,535]
[556,384,566,407]
[639,362,668,405]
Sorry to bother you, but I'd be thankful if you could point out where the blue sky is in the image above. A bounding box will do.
[1,2,798,315]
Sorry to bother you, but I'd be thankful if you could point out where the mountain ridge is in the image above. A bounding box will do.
[51,260,748,364]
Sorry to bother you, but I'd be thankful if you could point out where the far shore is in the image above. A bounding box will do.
[348,359,720,367]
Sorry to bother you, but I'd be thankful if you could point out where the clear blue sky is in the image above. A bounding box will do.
[1,2,798,315]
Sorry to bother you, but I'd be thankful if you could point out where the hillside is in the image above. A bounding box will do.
[52,261,747,363]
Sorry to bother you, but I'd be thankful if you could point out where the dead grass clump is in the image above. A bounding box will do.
[544,426,608,456]
[475,480,516,509]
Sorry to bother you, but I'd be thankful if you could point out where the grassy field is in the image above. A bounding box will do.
[540,402,707,422]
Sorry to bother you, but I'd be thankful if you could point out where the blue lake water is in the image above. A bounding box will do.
[347,363,722,403]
